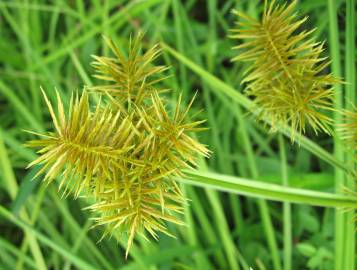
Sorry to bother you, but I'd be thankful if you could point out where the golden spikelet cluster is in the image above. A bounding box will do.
[25,90,134,199]
[25,33,209,256]
[230,0,340,140]
[90,32,169,106]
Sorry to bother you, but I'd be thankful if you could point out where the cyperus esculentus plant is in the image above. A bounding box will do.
[25,33,209,256]
[230,0,340,141]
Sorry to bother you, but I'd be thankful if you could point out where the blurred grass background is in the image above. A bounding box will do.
[0,0,355,269]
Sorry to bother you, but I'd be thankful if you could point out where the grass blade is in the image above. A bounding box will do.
[180,170,357,209]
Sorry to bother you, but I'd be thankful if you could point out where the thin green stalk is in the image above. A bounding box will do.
[180,184,212,270]
[204,189,240,270]
[101,0,110,55]
[279,134,292,270]
[181,170,357,209]
[69,50,92,87]
[206,0,217,71]
[234,105,281,270]
[327,1,345,269]
[187,188,227,267]
[172,0,188,98]
[0,1,86,22]
[69,49,100,105]
[345,0,356,269]
[20,1,41,122]
[197,151,241,270]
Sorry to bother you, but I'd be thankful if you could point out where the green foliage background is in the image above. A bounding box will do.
[0,0,355,269]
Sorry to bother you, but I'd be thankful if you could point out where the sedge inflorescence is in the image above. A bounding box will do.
[230,0,340,141]
[25,33,209,256]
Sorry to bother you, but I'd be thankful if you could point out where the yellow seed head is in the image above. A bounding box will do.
[25,33,209,257]
[230,0,340,141]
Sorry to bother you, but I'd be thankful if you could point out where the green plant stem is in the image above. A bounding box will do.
[204,189,240,270]
[172,0,188,98]
[197,151,240,270]
[180,185,212,270]
[344,0,356,269]
[327,1,346,269]
[187,188,227,267]
[180,170,357,209]
[233,105,281,270]
[278,134,291,270]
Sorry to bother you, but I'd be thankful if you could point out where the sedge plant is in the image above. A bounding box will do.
[16,0,357,268]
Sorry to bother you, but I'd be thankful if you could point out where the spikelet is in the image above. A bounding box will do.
[90,32,169,107]
[25,33,209,257]
[230,0,340,141]
[25,89,134,198]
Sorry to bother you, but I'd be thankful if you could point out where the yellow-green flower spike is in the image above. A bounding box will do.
[25,89,134,198]
[230,0,340,141]
[25,34,209,257]
[90,32,169,107]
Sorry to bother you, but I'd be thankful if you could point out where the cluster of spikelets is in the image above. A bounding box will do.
[25,33,209,256]
[230,0,340,141]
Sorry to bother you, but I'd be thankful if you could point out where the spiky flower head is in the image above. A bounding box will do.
[90,32,169,107]
[230,0,340,141]
[25,89,134,199]
[26,33,209,257]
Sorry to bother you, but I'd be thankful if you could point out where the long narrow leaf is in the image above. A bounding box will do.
[180,170,357,208]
